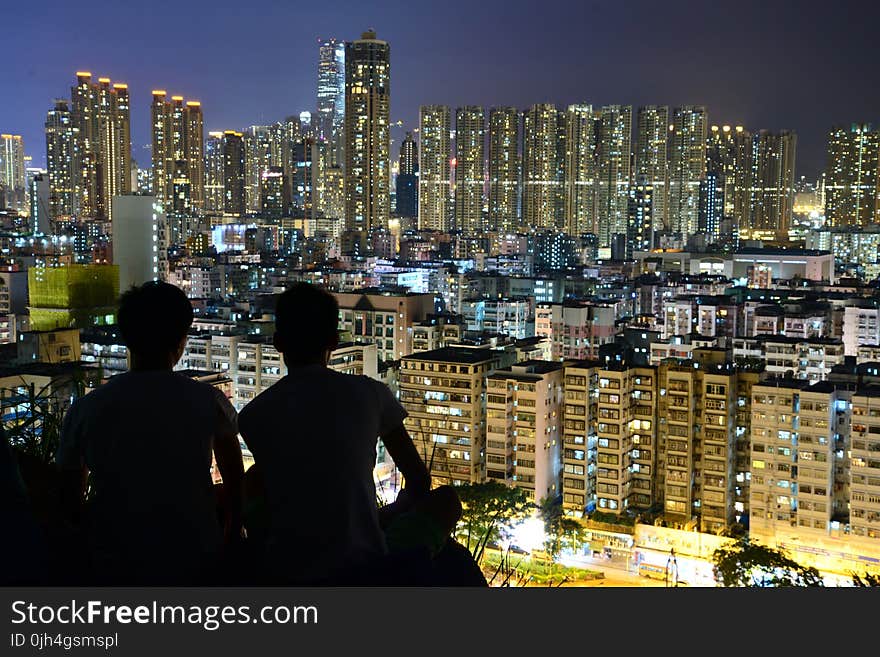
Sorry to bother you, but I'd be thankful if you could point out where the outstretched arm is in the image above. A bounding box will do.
[381,423,430,500]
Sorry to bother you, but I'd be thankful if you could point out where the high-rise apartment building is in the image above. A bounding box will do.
[222,131,245,216]
[0,134,26,211]
[698,171,724,241]
[595,105,632,246]
[244,125,274,213]
[69,72,132,221]
[317,38,345,168]
[400,347,498,485]
[151,92,204,214]
[635,106,668,232]
[488,107,519,231]
[44,100,78,219]
[706,125,752,233]
[486,361,564,503]
[418,105,451,232]
[750,130,797,235]
[344,30,391,233]
[522,104,564,229]
[668,106,707,235]
[395,132,417,220]
[564,104,596,236]
[627,176,654,258]
[454,106,485,234]
[824,124,880,227]
[204,131,225,213]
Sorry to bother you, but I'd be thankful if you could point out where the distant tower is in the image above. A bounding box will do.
[522,104,564,230]
[595,105,632,247]
[824,123,879,227]
[668,105,707,235]
[706,124,752,234]
[454,106,485,234]
[396,132,418,220]
[418,105,451,231]
[750,130,797,235]
[344,30,391,233]
[69,72,132,221]
[488,107,519,231]
[317,38,345,168]
[635,106,668,231]
[151,92,204,214]
[204,131,225,213]
[0,134,26,212]
[564,104,596,236]
[45,100,78,219]
[222,131,245,217]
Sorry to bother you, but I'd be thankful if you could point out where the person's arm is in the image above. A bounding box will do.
[381,423,430,500]
[212,392,244,544]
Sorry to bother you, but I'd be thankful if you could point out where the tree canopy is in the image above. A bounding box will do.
[712,538,824,587]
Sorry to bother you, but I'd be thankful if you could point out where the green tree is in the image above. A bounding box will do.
[538,495,585,566]
[712,538,824,587]
[455,482,532,563]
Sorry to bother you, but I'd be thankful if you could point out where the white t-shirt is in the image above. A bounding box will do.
[56,370,238,576]
[238,364,407,582]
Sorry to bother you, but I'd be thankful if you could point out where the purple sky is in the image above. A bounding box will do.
[6,0,879,180]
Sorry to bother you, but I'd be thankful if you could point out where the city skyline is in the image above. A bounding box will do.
[3,0,880,180]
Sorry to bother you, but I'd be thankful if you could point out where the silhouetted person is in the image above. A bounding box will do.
[239,282,468,584]
[56,282,244,585]
[0,427,48,584]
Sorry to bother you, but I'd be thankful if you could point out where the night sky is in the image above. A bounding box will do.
[6,0,879,180]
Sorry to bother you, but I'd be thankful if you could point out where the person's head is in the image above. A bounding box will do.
[273,283,339,366]
[118,281,193,370]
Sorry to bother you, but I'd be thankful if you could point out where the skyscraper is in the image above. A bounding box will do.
[595,105,632,246]
[488,107,519,231]
[627,176,654,258]
[418,105,451,232]
[564,104,596,236]
[245,125,274,213]
[151,92,204,214]
[698,171,724,241]
[222,130,245,217]
[45,100,78,220]
[261,166,288,219]
[706,125,752,234]
[522,104,564,230]
[204,131,225,213]
[0,134,26,212]
[344,30,391,234]
[454,106,485,234]
[69,72,131,221]
[317,38,345,168]
[824,123,880,227]
[668,105,707,235]
[750,130,797,235]
[396,132,418,220]
[635,106,668,231]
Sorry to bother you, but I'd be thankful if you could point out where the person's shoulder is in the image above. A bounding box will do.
[238,383,282,429]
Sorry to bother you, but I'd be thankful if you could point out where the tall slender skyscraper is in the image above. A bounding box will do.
[488,107,519,231]
[70,72,131,221]
[396,132,418,220]
[204,131,225,213]
[595,105,632,246]
[222,130,245,217]
[824,124,880,227]
[344,30,391,233]
[454,106,485,234]
[522,104,564,229]
[750,130,797,235]
[245,125,274,213]
[418,105,451,232]
[45,100,79,219]
[151,92,204,214]
[564,104,596,236]
[635,106,668,231]
[668,105,707,235]
[0,134,26,212]
[317,39,346,168]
